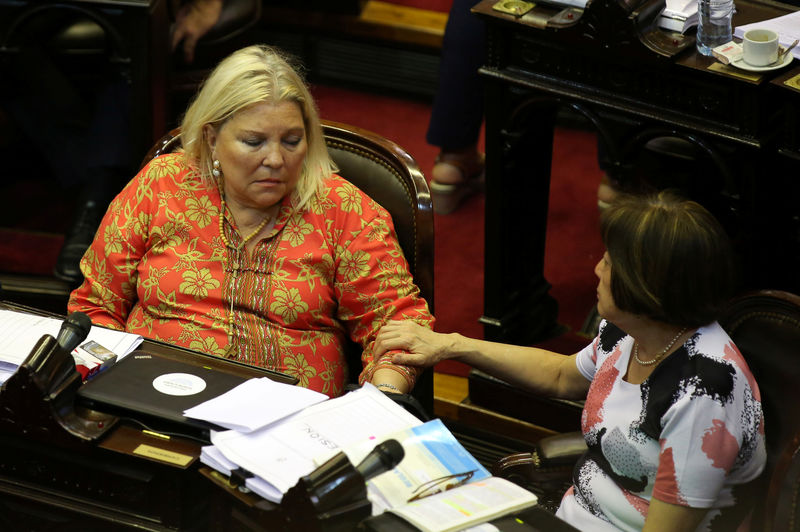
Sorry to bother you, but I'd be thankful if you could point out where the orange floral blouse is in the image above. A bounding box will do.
[68,153,433,397]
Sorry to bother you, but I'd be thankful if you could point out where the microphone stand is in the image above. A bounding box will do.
[0,314,117,444]
[282,439,405,531]
[281,451,373,532]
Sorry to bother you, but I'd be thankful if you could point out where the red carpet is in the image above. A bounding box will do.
[0,229,64,275]
[0,83,604,377]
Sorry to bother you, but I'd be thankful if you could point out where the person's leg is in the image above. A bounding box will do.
[426,0,485,152]
[425,0,486,213]
[2,25,133,284]
[595,136,621,211]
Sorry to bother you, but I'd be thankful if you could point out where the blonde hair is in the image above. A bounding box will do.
[180,45,335,210]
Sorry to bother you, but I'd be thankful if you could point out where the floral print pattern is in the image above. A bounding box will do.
[69,153,433,397]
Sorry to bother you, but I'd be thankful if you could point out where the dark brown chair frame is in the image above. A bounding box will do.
[141,120,435,414]
[719,290,800,531]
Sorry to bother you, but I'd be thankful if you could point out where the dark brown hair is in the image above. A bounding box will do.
[600,191,738,327]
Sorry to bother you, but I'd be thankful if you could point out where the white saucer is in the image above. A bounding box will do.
[731,52,794,72]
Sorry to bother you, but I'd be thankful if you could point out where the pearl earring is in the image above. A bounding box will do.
[212,159,221,178]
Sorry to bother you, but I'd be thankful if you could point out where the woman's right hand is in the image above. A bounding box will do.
[374,321,456,368]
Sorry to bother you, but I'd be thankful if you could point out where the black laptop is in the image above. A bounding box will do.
[76,349,263,442]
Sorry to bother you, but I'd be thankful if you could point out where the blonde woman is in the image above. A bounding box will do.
[69,45,433,397]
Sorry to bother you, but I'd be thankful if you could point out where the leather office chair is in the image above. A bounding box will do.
[493,289,800,530]
[141,120,435,415]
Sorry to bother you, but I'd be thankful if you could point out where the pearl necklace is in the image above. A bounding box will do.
[633,327,688,366]
[218,190,272,352]
[217,196,272,250]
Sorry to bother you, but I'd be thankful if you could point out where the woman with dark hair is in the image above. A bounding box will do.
[375,191,765,531]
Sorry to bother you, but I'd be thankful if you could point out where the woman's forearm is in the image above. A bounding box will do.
[445,334,587,399]
[375,322,589,400]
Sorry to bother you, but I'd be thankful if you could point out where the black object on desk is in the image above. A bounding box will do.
[0,302,299,529]
[75,349,287,443]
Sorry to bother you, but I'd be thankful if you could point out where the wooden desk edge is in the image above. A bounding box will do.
[434,372,558,445]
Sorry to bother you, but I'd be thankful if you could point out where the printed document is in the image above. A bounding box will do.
[336,419,491,514]
[209,384,422,501]
[389,477,538,532]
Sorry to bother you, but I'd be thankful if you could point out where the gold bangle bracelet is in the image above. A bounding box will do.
[375,383,400,392]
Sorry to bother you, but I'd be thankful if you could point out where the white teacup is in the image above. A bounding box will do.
[742,29,780,67]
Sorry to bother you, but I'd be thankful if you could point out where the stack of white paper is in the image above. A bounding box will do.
[542,0,590,8]
[197,384,423,503]
[658,0,698,34]
[193,383,539,530]
[184,376,328,432]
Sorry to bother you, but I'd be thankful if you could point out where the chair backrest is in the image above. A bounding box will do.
[140,121,435,414]
[0,3,129,65]
[320,121,434,310]
[719,289,800,532]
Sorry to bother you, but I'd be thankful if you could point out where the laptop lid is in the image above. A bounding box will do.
[76,349,257,442]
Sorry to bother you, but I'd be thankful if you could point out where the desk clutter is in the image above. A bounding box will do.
[74,352,289,442]
[0,303,542,531]
[734,10,800,60]
[196,382,538,531]
[659,0,699,33]
[0,307,142,384]
[707,9,800,71]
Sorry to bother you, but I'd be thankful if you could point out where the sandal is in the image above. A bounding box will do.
[430,151,485,215]
[596,173,621,212]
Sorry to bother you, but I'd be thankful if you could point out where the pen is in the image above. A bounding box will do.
[142,429,171,440]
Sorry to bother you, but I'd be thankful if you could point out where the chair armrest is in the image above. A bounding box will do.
[492,431,586,513]
[537,431,587,467]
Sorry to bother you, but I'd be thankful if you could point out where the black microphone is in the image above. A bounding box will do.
[355,439,405,481]
[57,312,93,353]
[282,438,406,526]
[25,312,93,390]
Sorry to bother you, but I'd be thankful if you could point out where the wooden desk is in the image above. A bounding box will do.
[473,0,800,344]
[434,372,568,444]
[0,303,586,530]
[0,307,575,530]
[0,303,294,530]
